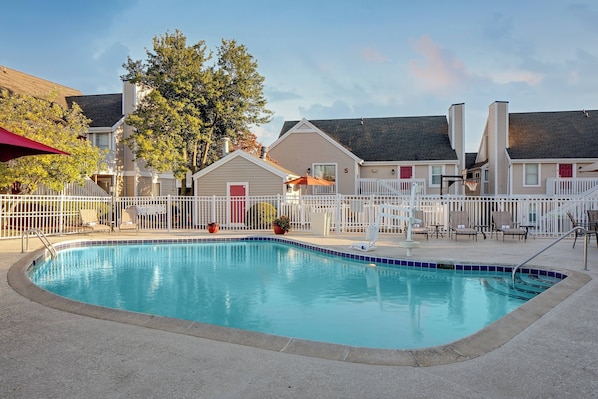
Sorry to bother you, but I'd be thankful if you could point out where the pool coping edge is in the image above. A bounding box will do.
[7,237,592,367]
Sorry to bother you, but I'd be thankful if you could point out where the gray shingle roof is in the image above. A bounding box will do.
[280,116,456,161]
[66,94,123,128]
[465,152,478,169]
[508,110,598,159]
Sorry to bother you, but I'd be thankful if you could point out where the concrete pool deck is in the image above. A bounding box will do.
[1,231,597,398]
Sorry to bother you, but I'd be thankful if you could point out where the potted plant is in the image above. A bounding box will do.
[207,222,219,234]
[272,215,290,234]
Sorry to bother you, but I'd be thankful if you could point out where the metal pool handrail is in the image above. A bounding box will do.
[511,226,592,287]
[21,228,57,258]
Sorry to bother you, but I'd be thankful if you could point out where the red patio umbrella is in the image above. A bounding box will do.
[0,126,69,162]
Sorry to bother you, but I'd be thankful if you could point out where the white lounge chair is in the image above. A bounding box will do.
[449,211,477,241]
[118,206,138,233]
[492,211,527,241]
[410,210,428,240]
[80,209,111,233]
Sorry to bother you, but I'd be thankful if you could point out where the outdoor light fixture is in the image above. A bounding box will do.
[307,167,311,175]
[391,169,396,175]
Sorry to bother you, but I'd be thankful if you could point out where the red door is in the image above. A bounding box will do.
[559,164,572,178]
[399,167,413,192]
[229,184,247,224]
[558,164,573,194]
[400,166,412,179]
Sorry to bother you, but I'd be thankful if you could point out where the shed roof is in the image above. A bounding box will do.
[508,110,598,159]
[279,116,457,162]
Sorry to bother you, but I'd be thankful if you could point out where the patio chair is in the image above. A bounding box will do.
[585,210,598,247]
[118,206,139,233]
[449,211,477,241]
[410,210,428,240]
[567,212,590,248]
[80,209,111,233]
[492,211,527,241]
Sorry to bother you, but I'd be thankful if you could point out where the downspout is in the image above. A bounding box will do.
[507,152,513,196]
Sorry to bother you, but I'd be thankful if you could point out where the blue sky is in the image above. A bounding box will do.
[2,0,598,151]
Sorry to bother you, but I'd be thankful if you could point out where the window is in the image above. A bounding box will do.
[313,164,336,194]
[524,164,540,186]
[93,133,110,151]
[430,165,443,186]
[483,169,489,183]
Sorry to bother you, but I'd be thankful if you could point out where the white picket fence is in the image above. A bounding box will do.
[2,193,597,239]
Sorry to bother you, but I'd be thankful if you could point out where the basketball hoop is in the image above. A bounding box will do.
[464,180,478,191]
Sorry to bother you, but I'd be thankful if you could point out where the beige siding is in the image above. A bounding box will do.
[196,157,285,196]
[124,176,135,196]
[160,178,178,195]
[511,163,558,195]
[360,166,396,179]
[269,132,357,194]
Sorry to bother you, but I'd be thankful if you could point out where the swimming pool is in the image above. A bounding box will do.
[28,238,564,350]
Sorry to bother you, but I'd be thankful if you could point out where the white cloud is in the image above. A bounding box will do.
[408,35,476,92]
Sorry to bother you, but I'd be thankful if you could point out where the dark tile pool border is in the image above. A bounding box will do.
[8,236,590,367]
[49,236,569,280]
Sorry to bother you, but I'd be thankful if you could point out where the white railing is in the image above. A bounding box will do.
[546,177,598,196]
[1,193,597,239]
[359,178,426,195]
[35,177,110,197]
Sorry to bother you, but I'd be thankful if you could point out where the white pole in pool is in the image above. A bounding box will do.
[399,183,420,256]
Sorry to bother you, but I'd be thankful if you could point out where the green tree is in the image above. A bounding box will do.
[122,30,272,195]
[0,90,105,194]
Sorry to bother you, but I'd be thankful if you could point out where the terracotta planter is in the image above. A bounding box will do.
[273,224,286,235]
[207,223,219,234]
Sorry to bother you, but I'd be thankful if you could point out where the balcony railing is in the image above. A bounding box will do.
[358,178,426,195]
[546,177,598,196]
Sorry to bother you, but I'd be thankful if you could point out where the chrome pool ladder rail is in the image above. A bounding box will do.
[21,228,57,258]
[511,226,592,287]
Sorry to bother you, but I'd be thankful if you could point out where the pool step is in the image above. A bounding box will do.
[481,275,555,300]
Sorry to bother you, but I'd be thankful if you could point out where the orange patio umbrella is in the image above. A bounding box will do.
[284,176,335,186]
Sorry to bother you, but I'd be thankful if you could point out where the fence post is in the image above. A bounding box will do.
[335,194,342,234]
[58,193,64,236]
[167,195,172,232]
[211,195,216,227]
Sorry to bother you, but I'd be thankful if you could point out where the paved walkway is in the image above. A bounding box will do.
[1,232,597,398]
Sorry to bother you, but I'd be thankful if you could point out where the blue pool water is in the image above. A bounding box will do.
[29,240,560,349]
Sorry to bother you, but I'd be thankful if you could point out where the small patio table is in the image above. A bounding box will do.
[430,224,444,239]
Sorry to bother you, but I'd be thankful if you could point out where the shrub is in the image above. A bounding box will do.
[245,202,277,229]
